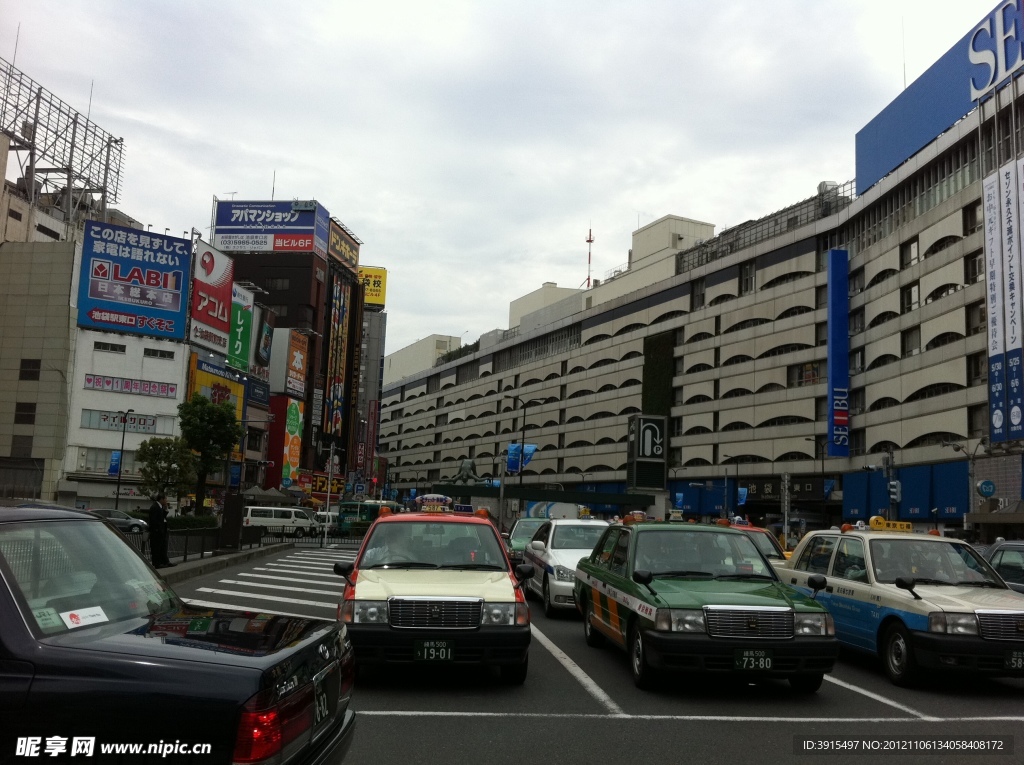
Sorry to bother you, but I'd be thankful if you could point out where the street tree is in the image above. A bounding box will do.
[136,437,197,508]
[178,393,244,514]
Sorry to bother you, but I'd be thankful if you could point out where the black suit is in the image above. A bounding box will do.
[148,501,170,566]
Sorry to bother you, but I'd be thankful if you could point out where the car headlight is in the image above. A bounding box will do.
[654,608,706,633]
[794,612,834,636]
[928,612,979,635]
[554,565,575,582]
[348,600,389,624]
[480,602,518,626]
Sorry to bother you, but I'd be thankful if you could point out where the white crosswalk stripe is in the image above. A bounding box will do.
[217,578,345,597]
[256,566,341,579]
[240,572,349,586]
[181,598,324,619]
[196,587,336,609]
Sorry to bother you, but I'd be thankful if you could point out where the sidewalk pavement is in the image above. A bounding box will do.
[157,542,296,586]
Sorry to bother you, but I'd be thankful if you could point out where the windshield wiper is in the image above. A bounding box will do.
[715,573,775,581]
[363,562,440,569]
[909,577,955,586]
[437,563,506,570]
[955,580,1002,588]
[651,570,713,578]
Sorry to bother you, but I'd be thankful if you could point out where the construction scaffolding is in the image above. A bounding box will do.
[1,55,124,228]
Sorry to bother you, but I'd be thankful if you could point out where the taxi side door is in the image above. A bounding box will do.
[525,522,552,598]
[578,527,629,647]
[785,533,839,610]
[823,536,877,651]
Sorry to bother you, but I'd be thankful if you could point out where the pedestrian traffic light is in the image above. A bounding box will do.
[888,480,902,503]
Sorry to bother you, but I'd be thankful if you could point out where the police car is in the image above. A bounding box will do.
[523,516,609,616]
[777,517,1024,686]
[332,501,535,684]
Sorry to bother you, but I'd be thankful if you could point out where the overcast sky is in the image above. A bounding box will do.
[1,0,999,354]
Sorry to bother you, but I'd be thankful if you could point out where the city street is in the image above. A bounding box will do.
[173,548,1024,765]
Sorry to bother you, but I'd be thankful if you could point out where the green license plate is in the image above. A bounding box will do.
[1007,651,1024,671]
[734,649,773,670]
[415,640,454,661]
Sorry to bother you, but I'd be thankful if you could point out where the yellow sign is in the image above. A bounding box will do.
[189,353,245,459]
[868,516,914,532]
[358,266,387,307]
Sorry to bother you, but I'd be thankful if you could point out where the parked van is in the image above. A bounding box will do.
[313,511,352,534]
[243,506,319,537]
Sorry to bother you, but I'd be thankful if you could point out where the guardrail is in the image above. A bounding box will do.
[122,528,223,562]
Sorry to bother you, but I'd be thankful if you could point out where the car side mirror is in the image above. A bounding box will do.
[500,532,510,541]
[894,576,922,600]
[807,574,826,600]
[334,561,355,587]
[632,569,653,586]
[514,563,535,588]
[529,540,546,551]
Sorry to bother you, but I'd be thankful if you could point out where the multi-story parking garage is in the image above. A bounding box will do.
[380,5,1024,541]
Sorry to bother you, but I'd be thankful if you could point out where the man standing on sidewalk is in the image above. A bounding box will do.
[148,492,174,568]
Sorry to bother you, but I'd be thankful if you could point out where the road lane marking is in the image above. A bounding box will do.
[267,562,338,572]
[291,553,356,560]
[258,566,341,578]
[195,587,336,609]
[823,676,937,720]
[530,624,624,716]
[240,572,350,586]
[218,578,346,596]
[352,711,1024,722]
[181,598,323,619]
[279,559,335,568]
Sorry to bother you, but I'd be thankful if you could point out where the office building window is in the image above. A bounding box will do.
[19,359,41,381]
[143,348,175,360]
[14,403,36,425]
[690,278,705,310]
[963,200,982,235]
[739,262,755,295]
[268,305,289,317]
[900,282,920,314]
[265,278,290,290]
[11,435,33,458]
[965,249,984,284]
[94,341,126,353]
[901,327,921,357]
[900,238,920,269]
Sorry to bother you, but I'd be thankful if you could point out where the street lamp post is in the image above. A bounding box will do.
[503,395,545,487]
[942,437,988,527]
[113,409,135,512]
[722,454,735,519]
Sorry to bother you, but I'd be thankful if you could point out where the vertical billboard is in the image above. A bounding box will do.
[328,219,360,275]
[281,399,305,488]
[1003,161,1024,438]
[228,284,254,372]
[190,240,234,353]
[188,353,245,459]
[358,266,387,307]
[212,200,330,261]
[250,306,275,381]
[77,221,191,340]
[269,329,309,399]
[366,399,380,474]
[325,278,352,437]
[984,172,1008,442]
[826,249,851,457]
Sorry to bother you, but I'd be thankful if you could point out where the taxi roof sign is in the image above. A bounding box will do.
[868,516,914,532]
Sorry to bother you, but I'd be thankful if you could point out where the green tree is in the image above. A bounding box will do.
[178,393,244,514]
[136,437,197,506]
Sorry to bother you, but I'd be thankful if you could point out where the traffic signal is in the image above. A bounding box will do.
[888,480,902,504]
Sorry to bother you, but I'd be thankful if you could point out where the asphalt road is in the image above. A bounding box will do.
[173,547,1024,765]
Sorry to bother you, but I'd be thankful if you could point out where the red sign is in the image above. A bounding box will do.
[191,241,234,352]
[274,234,314,251]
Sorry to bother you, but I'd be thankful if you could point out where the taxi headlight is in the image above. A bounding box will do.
[352,600,389,624]
[656,609,706,633]
[481,603,517,626]
[554,565,575,582]
[928,612,979,635]
[794,612,834,636]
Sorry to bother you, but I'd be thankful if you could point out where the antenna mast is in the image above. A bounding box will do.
[586,227,594,288]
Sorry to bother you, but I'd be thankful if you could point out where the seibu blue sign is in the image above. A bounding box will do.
[826,249,850,458]
[857,1,1024,195]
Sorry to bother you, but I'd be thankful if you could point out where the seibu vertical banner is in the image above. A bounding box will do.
[826,248,850,457]
[984,172,1008,442]
[1004,161,1024,439]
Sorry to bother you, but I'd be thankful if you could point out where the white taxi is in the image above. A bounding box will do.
[777,516,1024,686]
[524,517,609,616]
[333,506,536,684]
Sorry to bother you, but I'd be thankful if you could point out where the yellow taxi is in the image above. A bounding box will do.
[332,502,535,684]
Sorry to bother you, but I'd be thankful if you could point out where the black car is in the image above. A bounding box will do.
[983,540,1024,594]
[0,507,356,764]
[88,508,149,534]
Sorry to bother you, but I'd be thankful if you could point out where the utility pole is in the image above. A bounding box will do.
[885,445,896,522]
[114,409,135,512]
[322,441,335,549]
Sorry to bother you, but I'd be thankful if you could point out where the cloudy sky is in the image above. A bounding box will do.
[1,0,998,353]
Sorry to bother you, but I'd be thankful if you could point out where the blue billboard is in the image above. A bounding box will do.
[856,1,1024,195]
[77,221,191,340]
[211,200,330,260]
[826,249,850,457]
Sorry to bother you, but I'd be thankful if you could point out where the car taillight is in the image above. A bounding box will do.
[233,684,314,764]
[340,582,355,624]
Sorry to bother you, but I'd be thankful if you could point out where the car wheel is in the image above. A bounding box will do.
[789,673,824,694]
[543,577,556,618]
[583,599,606,648]
[629,624,653,690]
[500,657,528,685]
[294,527,305,539]
[128,525,141,533]
[882,622,917,687]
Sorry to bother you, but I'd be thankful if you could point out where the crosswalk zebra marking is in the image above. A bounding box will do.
[196,587,336,609]
[218,578,345,597]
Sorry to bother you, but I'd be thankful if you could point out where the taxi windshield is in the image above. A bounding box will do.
[0,520,179,637]
[743,530,786,560]
[510,519,545,541]
[868,539,1001,585]
[551,524,606,550]
[634,530,775,579]
[360,521,508,570]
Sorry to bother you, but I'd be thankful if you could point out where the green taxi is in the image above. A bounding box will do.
[574,522,839,692]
